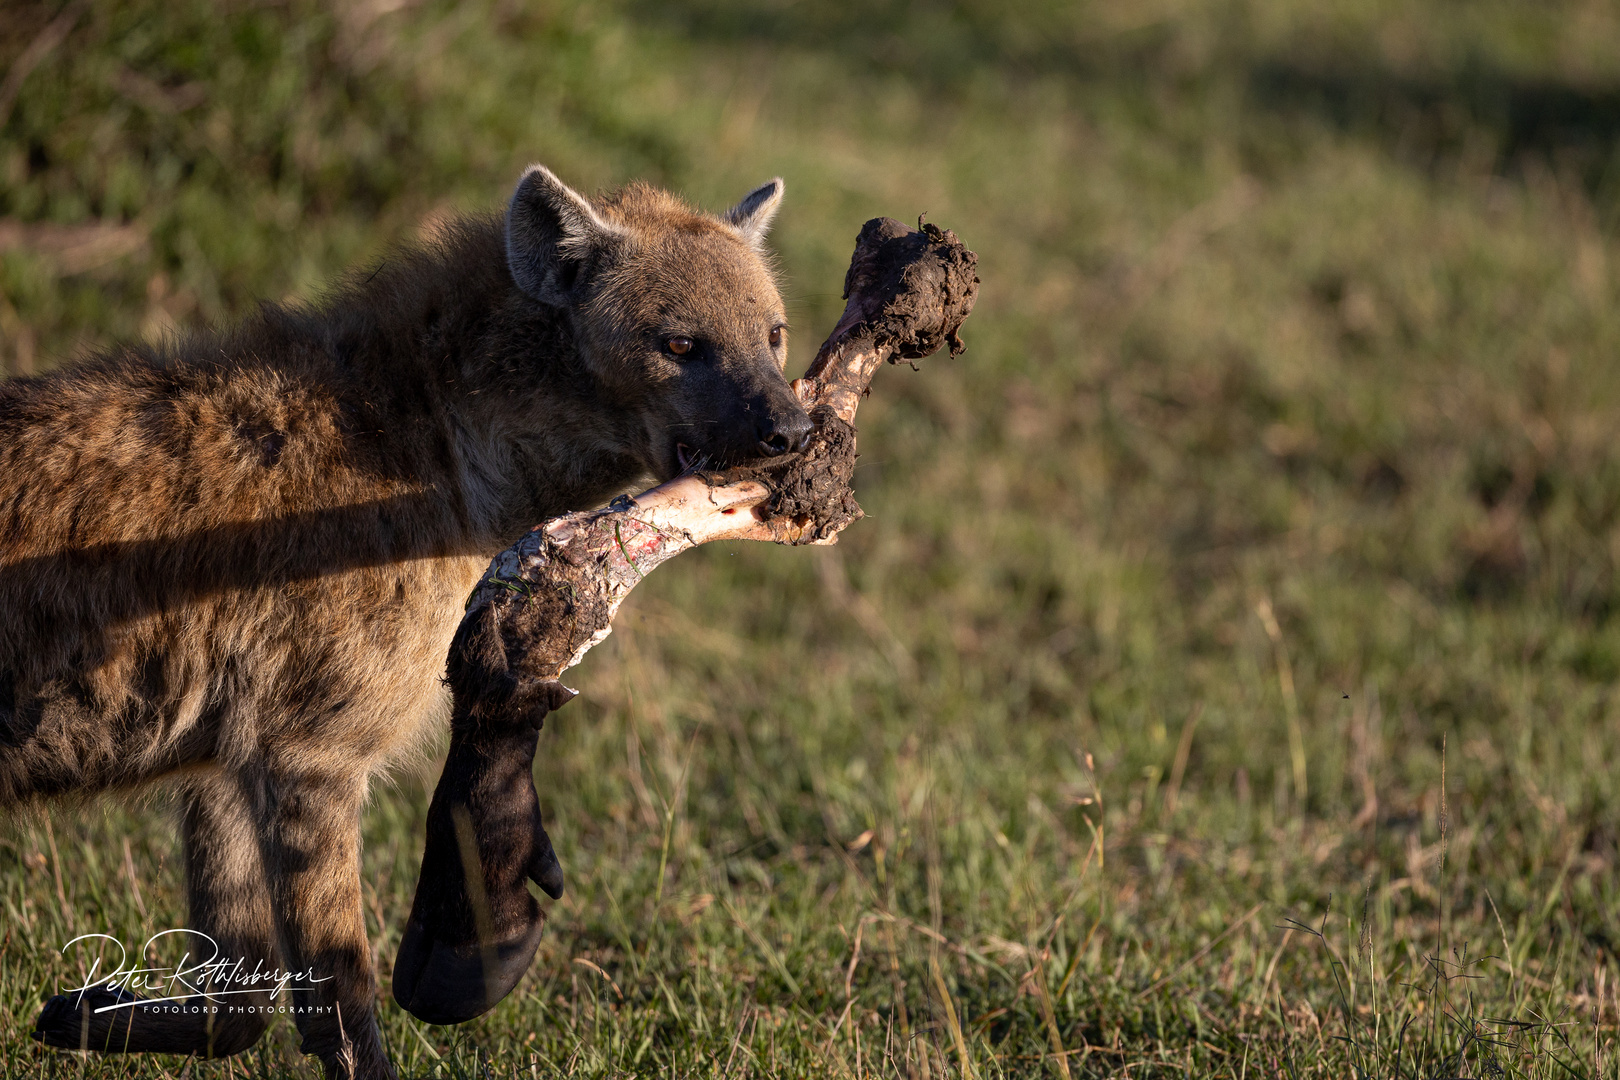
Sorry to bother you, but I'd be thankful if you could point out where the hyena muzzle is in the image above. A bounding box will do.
[0,165,807,1079]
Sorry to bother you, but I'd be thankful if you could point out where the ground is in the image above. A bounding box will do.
[4,1,1620,1076]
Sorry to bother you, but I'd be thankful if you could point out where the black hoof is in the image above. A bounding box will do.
[392,913,547,1025]
[531,823,564,900]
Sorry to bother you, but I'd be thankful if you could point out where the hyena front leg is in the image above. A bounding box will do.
[255,766,395,1080]
[34,770,279,1056]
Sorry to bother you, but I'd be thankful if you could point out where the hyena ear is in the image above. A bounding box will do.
[724,177,784,250]
[505,164,623,306]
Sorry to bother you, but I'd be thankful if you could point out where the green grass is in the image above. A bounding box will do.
[7,0,1620,1075]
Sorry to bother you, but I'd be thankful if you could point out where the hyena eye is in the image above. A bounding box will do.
[665,336,693,356]
[769,325,784,348]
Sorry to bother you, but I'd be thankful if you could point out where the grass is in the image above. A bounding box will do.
[6,0,1620,1075]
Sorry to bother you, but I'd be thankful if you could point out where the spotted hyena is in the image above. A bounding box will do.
[0,165,808,1079]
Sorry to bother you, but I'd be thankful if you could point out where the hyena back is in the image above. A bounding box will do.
[0,166,807,1079]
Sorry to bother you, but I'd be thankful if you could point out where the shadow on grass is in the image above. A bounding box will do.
[631,0,1620,196]
[1249,58,1620,197]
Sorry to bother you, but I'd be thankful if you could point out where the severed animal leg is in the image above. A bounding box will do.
[394,217,978,1024]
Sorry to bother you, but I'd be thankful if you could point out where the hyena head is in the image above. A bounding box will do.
[505,164,812,479]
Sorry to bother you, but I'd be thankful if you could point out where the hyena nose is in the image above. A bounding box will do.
[757,410,813,456]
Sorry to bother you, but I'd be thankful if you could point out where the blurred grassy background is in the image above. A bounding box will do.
[6,0,1620,1076]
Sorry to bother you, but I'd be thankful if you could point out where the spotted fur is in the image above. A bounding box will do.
[2,167,803,1079]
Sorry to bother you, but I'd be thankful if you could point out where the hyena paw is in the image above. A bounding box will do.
[33,984,264,1056]
[34,985,143,1051]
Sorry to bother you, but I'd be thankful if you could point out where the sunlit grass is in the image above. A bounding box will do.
[7,0,1620,1075]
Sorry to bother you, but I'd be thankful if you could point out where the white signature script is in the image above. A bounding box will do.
[60,931,331,1012]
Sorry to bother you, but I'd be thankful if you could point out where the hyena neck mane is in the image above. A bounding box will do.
[236,212,648,544]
